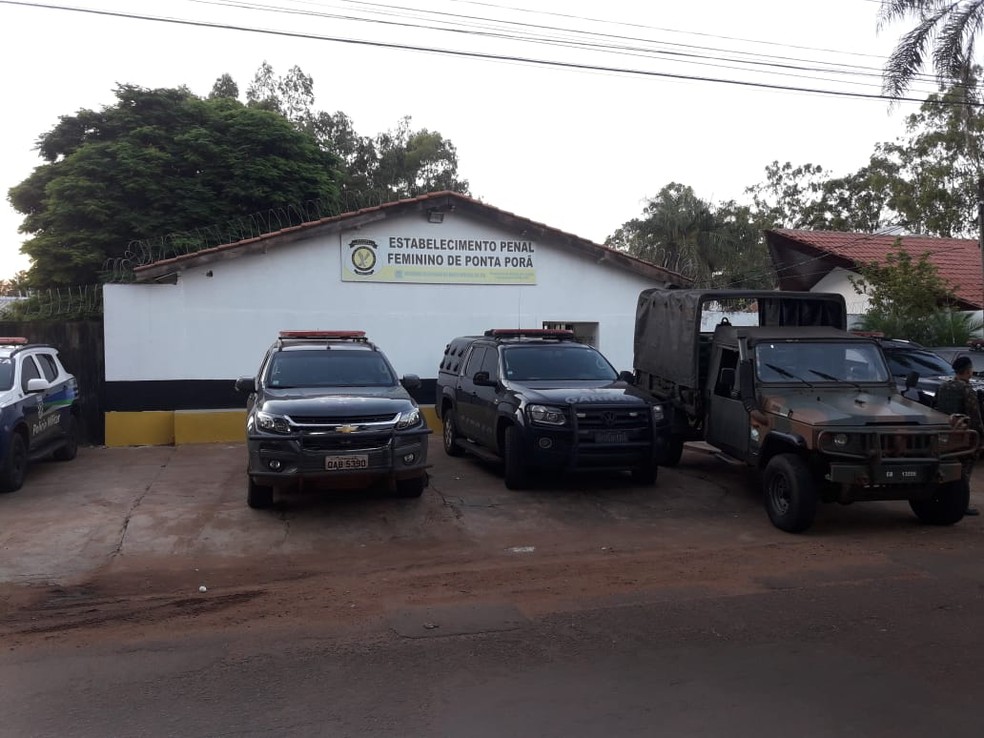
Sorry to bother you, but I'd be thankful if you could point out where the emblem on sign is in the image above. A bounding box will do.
[349,238,378,276]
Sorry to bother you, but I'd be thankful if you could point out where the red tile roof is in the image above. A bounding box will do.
[767,228,983,309]
[133,191,691,286]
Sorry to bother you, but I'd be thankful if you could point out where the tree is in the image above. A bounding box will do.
[878,1,984,97]
[243,63,469,200]
[851,244,981,344]
[208,74,239,100]
[606,183,775,288]
[8,85,340,288]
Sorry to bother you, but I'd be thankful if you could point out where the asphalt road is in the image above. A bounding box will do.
[2,439,984,737]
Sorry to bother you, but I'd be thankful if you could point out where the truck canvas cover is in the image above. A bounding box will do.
[633,288,847,390]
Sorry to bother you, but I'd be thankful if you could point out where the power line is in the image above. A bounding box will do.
[1,0,972,106]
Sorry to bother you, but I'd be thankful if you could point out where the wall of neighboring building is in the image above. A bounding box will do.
[810,267,869,315]
[103,212,661,445]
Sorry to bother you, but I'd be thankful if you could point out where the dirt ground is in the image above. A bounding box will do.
[3,437,983,652]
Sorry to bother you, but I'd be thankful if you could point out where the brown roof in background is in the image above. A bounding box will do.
[133,191,692,287]
[765,228,983,309]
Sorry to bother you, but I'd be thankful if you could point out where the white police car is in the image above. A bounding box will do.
[0,337,80,493]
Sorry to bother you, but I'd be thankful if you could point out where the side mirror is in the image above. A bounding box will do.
[401,374,421,391]
[235,376,257,393]
[473,371,496,387]
[618,370,635,383]
[26,378,49,393]
[905,371,919,390]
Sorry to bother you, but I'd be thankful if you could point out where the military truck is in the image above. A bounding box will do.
[633,288,979,533]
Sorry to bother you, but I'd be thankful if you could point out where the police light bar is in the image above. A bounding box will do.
[484,328,575,340]
[278,330,366,340]
[0,337,29,345]
[850,330,884,338]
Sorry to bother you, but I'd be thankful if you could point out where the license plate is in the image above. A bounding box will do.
[325,455,368,471]
[595,431,628,444]
[877,466,927,484]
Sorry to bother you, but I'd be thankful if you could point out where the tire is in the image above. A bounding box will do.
[0,433,28,493]
[631,462,658,485]
[910,478,968,526]
[247,477,274,509]
[762,453,818,533]
[659,436,684,467]
[503,425,529,490]
[53,415,79,461]
[442,409,463,457]
[395,475,426,498]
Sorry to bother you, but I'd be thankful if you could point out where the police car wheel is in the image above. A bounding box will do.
[0,433,28,493]
[53,416,78,461]
[247,477,274,509]
[395,475,426,498]
[503,425,529,490]
[442,409,463,457]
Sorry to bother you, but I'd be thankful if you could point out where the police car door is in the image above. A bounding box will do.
[19,353,56,447]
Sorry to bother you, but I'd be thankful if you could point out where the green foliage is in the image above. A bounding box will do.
[850,244,981,343]
[606,183,775,288]
[8,84,340,288]
[246,64,469,200]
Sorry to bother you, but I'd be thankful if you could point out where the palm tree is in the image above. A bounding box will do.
[878,1,984,97]
[879,2,984,321]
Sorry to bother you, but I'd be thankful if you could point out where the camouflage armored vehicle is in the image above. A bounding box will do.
[633,288,979,533]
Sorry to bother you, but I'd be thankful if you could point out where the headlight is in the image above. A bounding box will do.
[395,408,421,430]
[256,411,291,434]
[833,433,849,448]
[528,404,567,426]
[652,404,665,423]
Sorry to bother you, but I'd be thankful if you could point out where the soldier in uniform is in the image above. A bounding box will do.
[934,355,982,516]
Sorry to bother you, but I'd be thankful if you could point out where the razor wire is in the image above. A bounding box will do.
[100,191,396,282]
[0,285,104,320]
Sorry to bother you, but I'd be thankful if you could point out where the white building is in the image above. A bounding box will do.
[103,192,689,445]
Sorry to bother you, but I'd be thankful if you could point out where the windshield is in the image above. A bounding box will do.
[265,350,397,388]
[754,341,890,384]
[502,345,617,382]
[0,358,12,391]
[885,348,954,378]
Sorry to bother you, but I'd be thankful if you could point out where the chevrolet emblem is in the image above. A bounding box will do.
[337,424,360,433]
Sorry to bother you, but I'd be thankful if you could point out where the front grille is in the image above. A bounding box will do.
[574,406,649,431]
[879,433,934,458]
[300,432,391,452]
[288,413,397,425]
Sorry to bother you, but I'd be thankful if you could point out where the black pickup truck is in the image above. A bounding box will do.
[435,328,669,489]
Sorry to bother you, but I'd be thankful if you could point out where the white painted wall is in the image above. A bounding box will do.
[811,267,870,314]
[104,212,661,383]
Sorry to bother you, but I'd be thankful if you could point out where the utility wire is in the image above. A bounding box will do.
[1,0,974,106]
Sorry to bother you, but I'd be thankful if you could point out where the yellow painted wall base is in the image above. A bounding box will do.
[104,405,441,447]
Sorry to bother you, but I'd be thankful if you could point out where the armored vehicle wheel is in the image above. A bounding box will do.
[442,409,463,457]
[247,477,274,509]
[395,474,426,498]
[631,462,658,484]
[660,436,684,467]
[53,415,79,461]
[763,453,818,533]
[910,478,968,526]
[503,425,529,490]
[0,433,27,493]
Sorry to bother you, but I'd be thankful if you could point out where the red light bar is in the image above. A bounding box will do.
[484,328,575,339]
[0,337,29,345]
[279,330,366,340]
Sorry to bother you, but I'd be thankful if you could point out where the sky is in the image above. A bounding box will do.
[0,0,934,282]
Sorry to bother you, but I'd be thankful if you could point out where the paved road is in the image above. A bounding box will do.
[1,440,983,736]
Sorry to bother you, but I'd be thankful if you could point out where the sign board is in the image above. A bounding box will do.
[341,234,537,285]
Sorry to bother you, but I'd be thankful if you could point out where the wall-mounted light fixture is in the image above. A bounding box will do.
[426,202,455,223]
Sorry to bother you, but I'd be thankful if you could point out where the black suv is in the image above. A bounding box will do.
[435,329,669,488]
[879,338,984,410]
[235,331,430,509]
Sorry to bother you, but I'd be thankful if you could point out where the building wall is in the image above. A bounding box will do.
[811,267,869,315]
[104,213,660,445]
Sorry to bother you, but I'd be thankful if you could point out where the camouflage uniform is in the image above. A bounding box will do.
[935,377,983,476]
